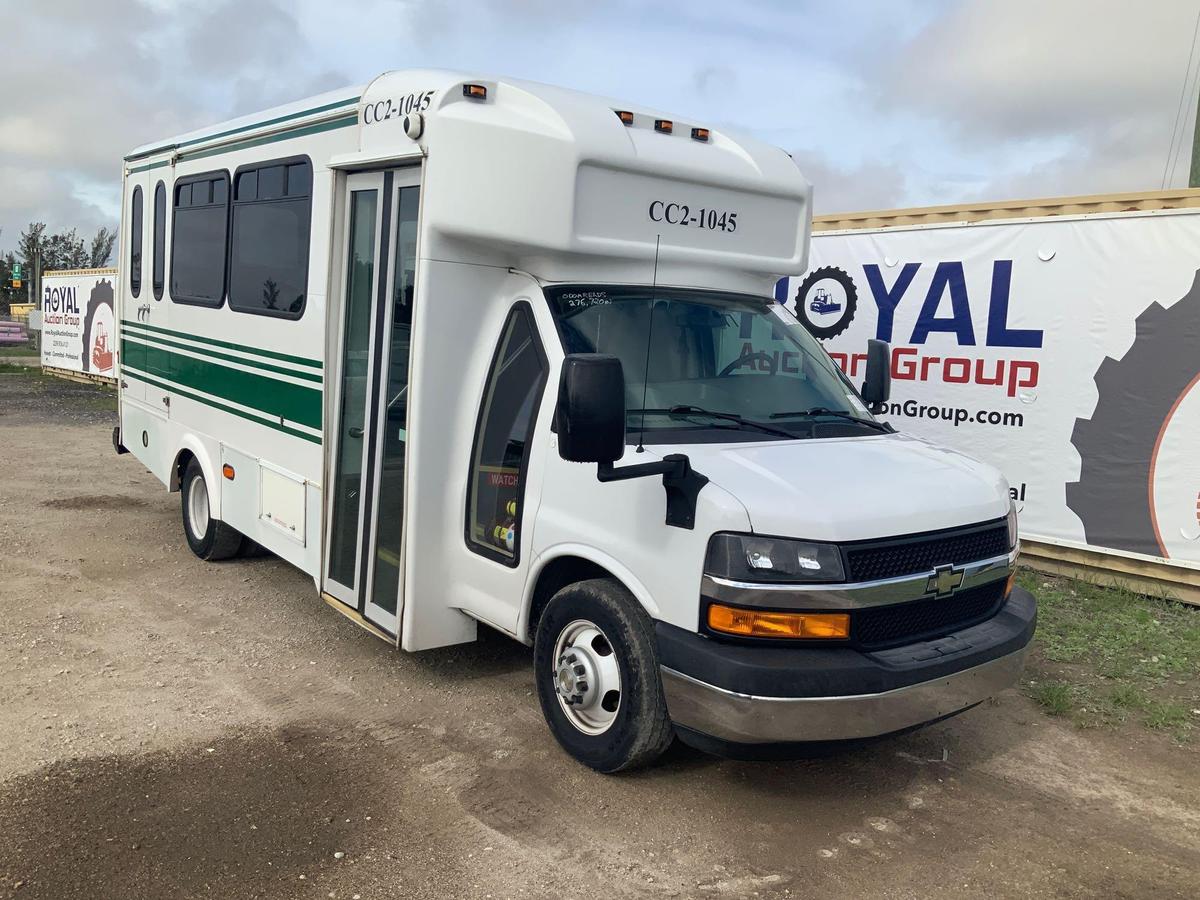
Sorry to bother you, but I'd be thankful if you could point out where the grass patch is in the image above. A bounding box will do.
[1018,570,1200,742]
[1027,679,1074,716]
[0,363,38,374]
[0,345,39,356]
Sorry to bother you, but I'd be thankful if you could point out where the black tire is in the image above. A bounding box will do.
[533,578,674,773]
[181,458,244,561]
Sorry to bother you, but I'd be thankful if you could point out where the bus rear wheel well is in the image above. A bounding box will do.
[526,556,614,643]
[170,449,195,493]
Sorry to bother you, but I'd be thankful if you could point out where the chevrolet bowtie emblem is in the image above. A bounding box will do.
[927,564,965,597]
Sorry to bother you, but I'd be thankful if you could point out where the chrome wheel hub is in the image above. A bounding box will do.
[552,619,622,735]
[187,475,210,538]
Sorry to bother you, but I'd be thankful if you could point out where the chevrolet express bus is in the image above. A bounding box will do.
[113,69,1035,771]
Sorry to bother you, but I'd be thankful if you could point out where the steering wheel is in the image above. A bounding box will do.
[719,350,777,377]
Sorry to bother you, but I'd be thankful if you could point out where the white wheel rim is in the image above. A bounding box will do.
[188,475,210,538]
[552,618,622,735]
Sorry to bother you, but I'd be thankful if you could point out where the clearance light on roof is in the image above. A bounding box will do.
[463,83,488,100]
[654,118,673,134]
[707,604,850,640]
[691,127,710,142]
[615,110,634,126]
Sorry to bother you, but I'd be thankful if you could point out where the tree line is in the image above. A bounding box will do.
[1,223,117,314]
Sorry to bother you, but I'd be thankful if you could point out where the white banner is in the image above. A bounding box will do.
[779,209,1200,567]
[40,269,118,381]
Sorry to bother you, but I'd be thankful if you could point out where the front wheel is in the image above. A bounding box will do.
[533,579,674,773]
[181,458,244,561]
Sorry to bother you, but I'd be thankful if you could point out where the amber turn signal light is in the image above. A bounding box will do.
[615,109,634,126]
[707,604,850,639]
[222,464,235,481]
[1004,572,1015,599]
[463,83,488,100]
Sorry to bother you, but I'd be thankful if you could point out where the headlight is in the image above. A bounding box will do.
[1007,499,1019,550]
[705,533,845,583]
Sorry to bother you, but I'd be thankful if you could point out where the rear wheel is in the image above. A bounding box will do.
[181,458,243,561]
[534,578,674,773]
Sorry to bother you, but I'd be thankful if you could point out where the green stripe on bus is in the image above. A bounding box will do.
[181,113,358,163]
[120,327,322,384]
[121,336,322,430]
[125,159,173,175]
[125,97,360,162]
[120,319,322,369]
[123,366,321,445]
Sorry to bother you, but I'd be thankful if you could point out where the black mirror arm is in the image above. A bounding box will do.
[596,453,709,530]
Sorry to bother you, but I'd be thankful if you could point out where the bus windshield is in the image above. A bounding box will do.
[544,285,883,443]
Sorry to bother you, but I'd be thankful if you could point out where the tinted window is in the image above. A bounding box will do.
[152,181,166,300]
[466,305,548,565]
[228,157,312,319]
[170,172,230,307]
[129,185,143,298]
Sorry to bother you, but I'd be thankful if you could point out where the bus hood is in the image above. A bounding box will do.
[669,433,1010,542]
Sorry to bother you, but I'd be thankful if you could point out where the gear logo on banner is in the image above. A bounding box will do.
[792,266,858,340]
[1067,272,1200,560]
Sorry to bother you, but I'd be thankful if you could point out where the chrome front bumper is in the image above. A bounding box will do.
[660,644,1029,744]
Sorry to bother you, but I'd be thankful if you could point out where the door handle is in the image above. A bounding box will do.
[348,426,364,438]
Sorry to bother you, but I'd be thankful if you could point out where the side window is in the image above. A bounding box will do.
[152,180,166,301]
[129,185,143,298]
[228,157,312,319]
[466,304,549,565]
[170,171,230,306]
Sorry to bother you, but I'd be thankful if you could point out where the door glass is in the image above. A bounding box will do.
[368,186,420,616]
[466,306,547,565]
[328,189,377,589]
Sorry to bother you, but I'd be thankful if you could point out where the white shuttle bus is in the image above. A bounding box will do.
[115,69,1035,771]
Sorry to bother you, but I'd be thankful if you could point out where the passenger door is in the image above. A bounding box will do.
[324,168,421,637]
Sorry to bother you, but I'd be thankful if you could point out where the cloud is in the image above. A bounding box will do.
[3,0,1199,255]
[880,0,1200,200]
[0,0,348,254]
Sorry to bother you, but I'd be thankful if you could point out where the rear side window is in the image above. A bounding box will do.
[170,171,230,306]
[152,180,166,300]
[129,185,143,298]
[466,304,549,565]
[228,157,312,319]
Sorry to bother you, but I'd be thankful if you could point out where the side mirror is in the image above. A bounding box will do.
[555,354,626,464]
[861,339,891,413]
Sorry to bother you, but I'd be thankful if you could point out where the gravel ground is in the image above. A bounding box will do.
[1,371,1198,899]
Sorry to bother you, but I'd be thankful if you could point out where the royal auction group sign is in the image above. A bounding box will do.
[779,209,1200,568]
[40,268,118,382]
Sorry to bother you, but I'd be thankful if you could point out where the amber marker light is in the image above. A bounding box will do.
[691,127,710,142]
[707,604,850,639]
[615,109,634,125]
[222,464,235,481]
[463,83,488,100]
[1004,572,1016,599]
[654,118,673,134]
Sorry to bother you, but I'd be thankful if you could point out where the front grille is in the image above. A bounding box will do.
[853,580,1006,649]
[844,522,1009,583]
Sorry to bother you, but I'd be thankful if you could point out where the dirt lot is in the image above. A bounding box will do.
[1,370,1198,899]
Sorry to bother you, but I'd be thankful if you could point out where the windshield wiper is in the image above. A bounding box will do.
[658,405,798,439]
[769,407,892,432]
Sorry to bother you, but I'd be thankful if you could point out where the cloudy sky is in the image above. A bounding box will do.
[2,0,1199,254]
